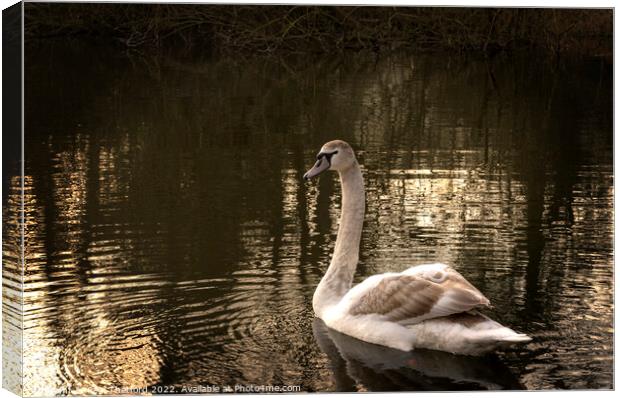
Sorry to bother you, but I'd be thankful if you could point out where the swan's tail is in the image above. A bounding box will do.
[465,314,532,348]
[406,312,531,356]
[497,333,532,344]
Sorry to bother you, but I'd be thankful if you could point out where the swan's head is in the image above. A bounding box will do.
[303,140,356,180]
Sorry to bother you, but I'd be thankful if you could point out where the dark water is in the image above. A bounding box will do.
[3,42,613,395]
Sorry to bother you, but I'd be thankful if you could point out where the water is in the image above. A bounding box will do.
[4,42,613,394]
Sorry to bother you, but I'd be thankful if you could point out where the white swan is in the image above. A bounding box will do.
[303,140,531,356]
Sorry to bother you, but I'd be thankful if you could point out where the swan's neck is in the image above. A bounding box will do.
[313,162,365,317]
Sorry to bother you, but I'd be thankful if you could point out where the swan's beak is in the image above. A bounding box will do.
[303,157,330,180]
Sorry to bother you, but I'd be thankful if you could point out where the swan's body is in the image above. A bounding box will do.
[312,318,524,390]
[304,140,531,356]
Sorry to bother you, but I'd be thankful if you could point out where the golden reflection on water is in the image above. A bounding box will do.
[3,176,24,396]
[7,46,614,394]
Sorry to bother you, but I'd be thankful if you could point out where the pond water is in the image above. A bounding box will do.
[4,42,613,394]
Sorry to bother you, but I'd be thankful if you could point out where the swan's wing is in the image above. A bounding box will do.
[347,266,490,324]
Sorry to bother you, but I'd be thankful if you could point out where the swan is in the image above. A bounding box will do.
[303,140,531,356]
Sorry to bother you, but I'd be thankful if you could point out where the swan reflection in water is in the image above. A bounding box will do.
[313,318,524,391]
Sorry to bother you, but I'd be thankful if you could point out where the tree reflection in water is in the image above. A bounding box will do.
[5,42,612,394]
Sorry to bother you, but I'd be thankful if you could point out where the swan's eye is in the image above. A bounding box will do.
[317,150,339,162]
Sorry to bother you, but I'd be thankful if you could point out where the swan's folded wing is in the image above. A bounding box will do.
[348,274,490,324]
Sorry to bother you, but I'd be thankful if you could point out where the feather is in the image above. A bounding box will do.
[346,264,490,325]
